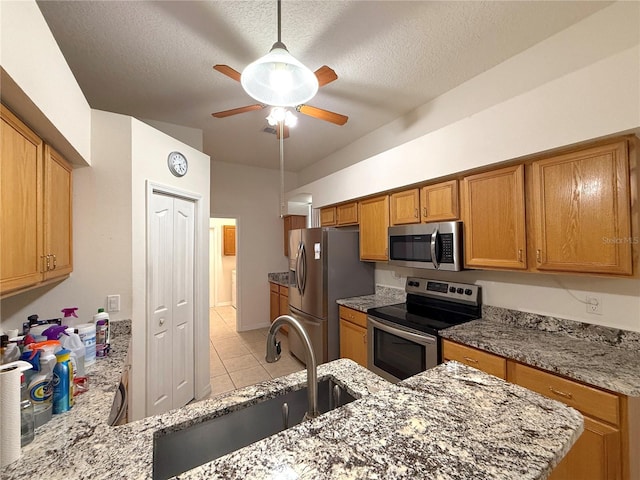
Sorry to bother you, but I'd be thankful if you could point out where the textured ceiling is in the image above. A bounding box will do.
[37,1,611,172]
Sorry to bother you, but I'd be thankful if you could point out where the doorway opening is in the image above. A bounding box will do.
[209,218,238,330]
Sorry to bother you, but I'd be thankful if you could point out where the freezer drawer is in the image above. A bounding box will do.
[287,307,328,365]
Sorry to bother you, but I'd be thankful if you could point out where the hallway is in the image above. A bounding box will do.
[208,306,305,397]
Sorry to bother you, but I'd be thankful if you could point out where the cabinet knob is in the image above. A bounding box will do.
[517,249,523,262]
[423,207,427,218]
[414,208,418,218]
[536,249,542,263]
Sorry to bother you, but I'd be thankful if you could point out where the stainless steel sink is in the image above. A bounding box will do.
[153,378,356,480]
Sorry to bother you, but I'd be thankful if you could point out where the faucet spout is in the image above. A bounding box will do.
[266,315,318,419]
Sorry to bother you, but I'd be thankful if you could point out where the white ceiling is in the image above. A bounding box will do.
[37,1,611,173]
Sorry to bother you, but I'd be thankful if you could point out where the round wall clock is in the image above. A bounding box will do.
[167,151,188,177]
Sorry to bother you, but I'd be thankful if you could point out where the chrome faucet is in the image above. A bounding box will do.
[266,315,318,419]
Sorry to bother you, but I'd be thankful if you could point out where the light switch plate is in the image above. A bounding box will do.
[107,295,120,312]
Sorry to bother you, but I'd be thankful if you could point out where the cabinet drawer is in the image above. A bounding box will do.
[269,282,279,293]
[339,306,367,329]
[442,340,507,379]
[509,362,619,425]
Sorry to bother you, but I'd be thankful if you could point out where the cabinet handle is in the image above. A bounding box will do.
[423,207,427,218]
[52,254,57,269]
[363,332,367,344]
[463,356,478,364]
[159,318,165,326]
[45,254,51,271]
[536,249,541,263]
[517,249,523,262]
[549,387,573,400]
[414,208,418,218]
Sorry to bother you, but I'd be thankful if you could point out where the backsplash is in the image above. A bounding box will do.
[483,305,640,352]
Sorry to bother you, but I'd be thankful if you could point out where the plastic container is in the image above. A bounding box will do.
[61,328,85,377]
[21,342,58,428]
[93,309,110,344]
[20,374,34,447]
[52,349,73,414]
[77,323,96,366]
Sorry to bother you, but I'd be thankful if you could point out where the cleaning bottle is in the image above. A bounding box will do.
[20,373,35,446]
[61,327,85,377]
[20,341,59,427]
[93,308,110,343]
[52,348,73,413]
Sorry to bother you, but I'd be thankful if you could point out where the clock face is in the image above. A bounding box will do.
[168,151,188,177]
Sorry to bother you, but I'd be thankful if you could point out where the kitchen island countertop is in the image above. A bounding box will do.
[4,322,583,480]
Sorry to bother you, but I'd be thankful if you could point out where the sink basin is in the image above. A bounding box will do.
[153,378,356,480]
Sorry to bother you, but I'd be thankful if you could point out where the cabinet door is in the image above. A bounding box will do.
[223,225,236,256]
[283,215,306,256]
[43,145,73,280]
[390,189,420,225]
[339,319,368,368]
[320,207,336,226]
[532,141,632,275]
[269,283,279,323]
[462,165,527,269]
[0,105,44,293]
[421,180,459,222]
[549,416,621,480]
[336,202,358,226]
[279,288,289,334]
[359,195,390,261]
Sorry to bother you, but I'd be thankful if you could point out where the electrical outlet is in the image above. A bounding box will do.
[107,295,120,312]
[585,296,602,315]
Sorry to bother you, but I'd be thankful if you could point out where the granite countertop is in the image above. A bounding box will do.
[441,305,640,397]
[4,325,582,480]
[268,271,289,287]
[336,285,406,312]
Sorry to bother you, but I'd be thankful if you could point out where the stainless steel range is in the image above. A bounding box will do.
[367,277,481,383]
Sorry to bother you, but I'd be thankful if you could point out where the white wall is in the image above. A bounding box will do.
[141,118,204,152]
[130,118,210,420]
[0,0,91,166]
[211,161,297,331]
[375,265,640,333]
[209,218,237,306]
[0,110,133,331]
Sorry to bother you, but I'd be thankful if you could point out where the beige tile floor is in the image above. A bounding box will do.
[209,306,305,397]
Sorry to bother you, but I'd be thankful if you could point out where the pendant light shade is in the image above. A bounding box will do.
[241,42,319,107]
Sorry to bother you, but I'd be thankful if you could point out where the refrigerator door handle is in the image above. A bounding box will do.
[296,242,303,294]
[299,242,307,295]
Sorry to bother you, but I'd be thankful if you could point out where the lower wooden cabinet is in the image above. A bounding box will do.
[339,306,368,367]
[443,339,634,480]
[269,282,289,334]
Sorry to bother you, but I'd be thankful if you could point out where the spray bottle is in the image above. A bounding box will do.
[20,341,59,427]
[52,349,73,413]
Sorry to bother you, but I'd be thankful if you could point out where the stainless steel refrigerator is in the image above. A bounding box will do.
[287,227,375,365]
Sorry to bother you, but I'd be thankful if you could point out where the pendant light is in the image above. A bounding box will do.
[241,0,319,107]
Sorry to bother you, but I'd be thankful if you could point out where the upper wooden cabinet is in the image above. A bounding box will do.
[320,206,336,226]
[283,214,306,256]
[390,189,420,225]
[1,105,73,295]
[462,165,527,270]
[531,140,632,275]
[336,202,358,226]
[359,195,389,261]
[421,179,459,222]
[43,145,73,280]
[223,225,236,256]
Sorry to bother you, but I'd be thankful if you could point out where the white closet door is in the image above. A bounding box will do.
[147,193,174,416]
[172,198,195,409]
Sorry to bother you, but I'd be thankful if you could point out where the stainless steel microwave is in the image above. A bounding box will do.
[388,221,463,271]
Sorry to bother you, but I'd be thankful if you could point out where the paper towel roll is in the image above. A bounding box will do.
[1,361,32,467]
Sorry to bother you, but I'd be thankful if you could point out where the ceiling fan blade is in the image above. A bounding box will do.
[314,65,338,87]
[276,123,290,140]
[212,104,265,118]
[213,64,242,82]
[297,104,348,126]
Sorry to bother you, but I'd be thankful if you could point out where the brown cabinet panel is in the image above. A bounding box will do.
[223,225,236,256]
[283,214,306,256]
[338,306,367,329]
[442,340,507,379]
[532,140,632,275]
[43,145,73,280]
[339,319,368,368]
[462,165,527,269]
[390,189,420,225]
[359,195,390,261]
[269,286,279,323]
[320,207,336,226]
[421,180,459,222]
[336,202,358,226]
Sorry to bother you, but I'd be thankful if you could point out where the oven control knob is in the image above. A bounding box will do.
[456,288,464,294]
[449,286,456,293]
[464,289,472,295]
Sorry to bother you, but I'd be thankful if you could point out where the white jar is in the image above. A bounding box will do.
[76,323,96,366]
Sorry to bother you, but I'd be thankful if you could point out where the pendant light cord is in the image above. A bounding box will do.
[279,120,285,218]
[277,0,282,43]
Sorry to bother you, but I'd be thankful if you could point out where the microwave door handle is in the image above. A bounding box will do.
[430,226,440,270]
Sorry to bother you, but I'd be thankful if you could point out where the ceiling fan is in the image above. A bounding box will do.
[211,1,348,138]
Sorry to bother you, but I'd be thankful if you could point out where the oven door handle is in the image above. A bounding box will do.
[430,226,440,270]
[368,317,437,345]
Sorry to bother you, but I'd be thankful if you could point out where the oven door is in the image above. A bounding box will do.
[367,316,438,383]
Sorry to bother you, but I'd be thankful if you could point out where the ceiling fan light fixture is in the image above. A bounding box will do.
[266,107,297,127]
[241,42,319,107]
